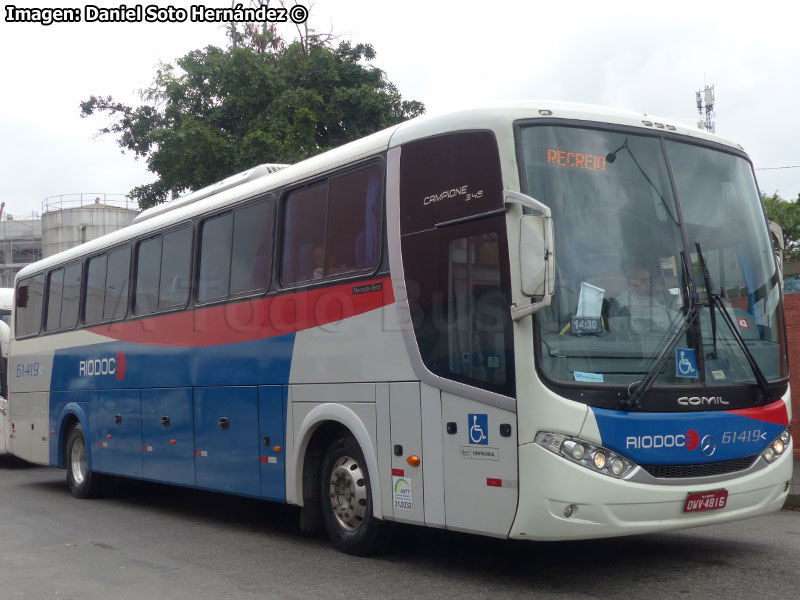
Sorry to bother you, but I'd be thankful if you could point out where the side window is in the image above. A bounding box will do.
[134,236,162,315]
[281,184,327,285]
[85,254,108,324]
[61,262,82,329]
[327,164,382,275]
[402,215,514,396]
[445,232,509,388]
[15,273,45,337]
[281,163,382,286]
[198,212,233,302]
[231,200,273,295]
[46,268,65,331]
[135,227,192,314]
[158,227,192,308]
[104,247,130,320]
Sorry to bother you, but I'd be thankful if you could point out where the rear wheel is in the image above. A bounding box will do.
[320,436,382,555]
[65,423,102,499]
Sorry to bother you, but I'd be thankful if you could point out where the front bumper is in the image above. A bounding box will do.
[509,438,792,541]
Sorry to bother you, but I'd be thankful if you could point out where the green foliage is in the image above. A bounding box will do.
[763,191,800,260]
[81,36,424,209]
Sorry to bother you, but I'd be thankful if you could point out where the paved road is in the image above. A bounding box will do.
[0,456,798,600]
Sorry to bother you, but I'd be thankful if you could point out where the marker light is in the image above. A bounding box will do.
[535,432,638,479]
[407,455,421,467]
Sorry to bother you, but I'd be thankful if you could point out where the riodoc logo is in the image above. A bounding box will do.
[625,429,703,452]
[79,351,126,381]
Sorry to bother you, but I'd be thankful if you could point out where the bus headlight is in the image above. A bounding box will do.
[535,432,638,479]
[762,428,791,463]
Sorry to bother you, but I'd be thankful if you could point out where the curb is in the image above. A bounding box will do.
[785,495,800,510]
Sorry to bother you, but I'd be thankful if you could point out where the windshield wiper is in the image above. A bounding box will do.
[620,251,698,411]
[695,242,773,405]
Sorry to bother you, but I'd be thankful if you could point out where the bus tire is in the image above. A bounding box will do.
[320,436,382,555]
[65,423,102,499]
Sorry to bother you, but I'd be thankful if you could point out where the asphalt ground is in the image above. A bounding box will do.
[1,456,798,600]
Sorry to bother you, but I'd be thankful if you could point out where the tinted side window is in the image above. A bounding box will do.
[327,164,382,275]
[104,247,130,320]
[85,254,108,324]
[198,213,233,302]
[135,237,162,314]
[281,184,326,285]
[16,273,45,337]
[231,201,273,295]
[401,215,514,396]
[159,227,192,308]
[46,268,64,331]
[61,262,82,329]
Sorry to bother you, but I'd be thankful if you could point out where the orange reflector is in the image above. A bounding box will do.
[170,439,176,445]
[407,455,421,467]
[106,434,112,439]
[50,430,55,436]
[273,446,282,453]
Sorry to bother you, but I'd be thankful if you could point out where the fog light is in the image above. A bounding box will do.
[563,504,575,518]
[611,459,625,476]
[571,444,586,461]
[593,452,607,470]
[772,440,785,455]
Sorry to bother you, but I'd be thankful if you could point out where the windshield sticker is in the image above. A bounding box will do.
[711,370,727,380]
[574,371,604,383]
[675,348,698,378]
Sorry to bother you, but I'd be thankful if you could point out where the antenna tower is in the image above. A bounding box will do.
[695,84,716,133]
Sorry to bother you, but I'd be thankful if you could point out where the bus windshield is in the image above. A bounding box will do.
[519,125,787,401]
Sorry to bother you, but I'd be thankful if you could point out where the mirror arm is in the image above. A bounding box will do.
[504,190,551,218]
[510,296,552,322]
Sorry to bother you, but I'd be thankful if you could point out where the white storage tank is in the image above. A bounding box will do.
[41,194,139,258]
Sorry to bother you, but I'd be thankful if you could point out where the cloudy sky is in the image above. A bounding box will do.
[1,0,798,218]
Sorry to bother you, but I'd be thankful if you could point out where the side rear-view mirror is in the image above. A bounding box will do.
[504,191,555,321]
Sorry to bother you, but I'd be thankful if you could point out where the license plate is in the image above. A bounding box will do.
[684,489,728,513]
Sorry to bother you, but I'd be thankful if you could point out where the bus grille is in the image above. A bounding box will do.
[640,455,759,479]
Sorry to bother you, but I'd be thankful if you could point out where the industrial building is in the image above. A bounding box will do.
[0,194,138,288]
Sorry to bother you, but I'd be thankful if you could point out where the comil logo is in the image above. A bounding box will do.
[79,351,126,381]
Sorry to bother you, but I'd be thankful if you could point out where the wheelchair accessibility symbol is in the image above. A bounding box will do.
[468,414,489,445]
[675,347,698,378]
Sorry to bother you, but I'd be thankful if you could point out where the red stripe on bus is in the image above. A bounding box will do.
[89,277,394,347]
[725,400,789,426]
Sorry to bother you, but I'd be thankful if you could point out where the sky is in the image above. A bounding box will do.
[1,0,798,219]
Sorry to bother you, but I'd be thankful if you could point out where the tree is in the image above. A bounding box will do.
[763,191,800,260]
[81,31,424,209]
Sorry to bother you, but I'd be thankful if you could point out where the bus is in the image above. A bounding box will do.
[8,103,792,554]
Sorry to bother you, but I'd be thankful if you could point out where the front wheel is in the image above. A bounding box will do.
[320,436,382,555]
[65,423,102,499]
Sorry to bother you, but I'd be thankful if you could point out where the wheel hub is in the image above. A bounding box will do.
[70,435,87,485]
[328,456,368,531]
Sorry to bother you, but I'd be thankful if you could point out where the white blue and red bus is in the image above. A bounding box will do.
[8,104,793,554]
